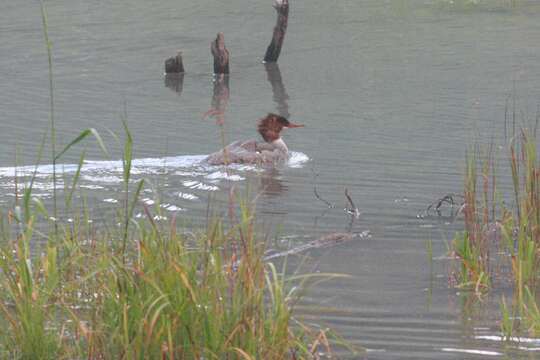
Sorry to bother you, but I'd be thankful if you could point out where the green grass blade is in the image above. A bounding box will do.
[55,128,109,161]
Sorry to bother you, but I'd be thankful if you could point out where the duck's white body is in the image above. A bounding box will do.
[205,138,289,165]
[204,113,302,166]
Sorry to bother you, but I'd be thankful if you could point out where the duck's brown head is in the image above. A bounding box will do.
[257,113,304,143]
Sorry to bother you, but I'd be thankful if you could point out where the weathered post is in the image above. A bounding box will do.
[211,33,230,74]
[263,0,289,63]
[164,51,185,74]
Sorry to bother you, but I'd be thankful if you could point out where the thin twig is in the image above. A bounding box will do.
[312,167,334,208]
[313,186,334,208]
[419,193,465,220]
[344,188,360,218]
[426,193,464,214]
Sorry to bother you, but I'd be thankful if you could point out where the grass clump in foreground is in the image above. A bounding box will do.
[452,130,540,337]
[0,3,345,358]
[0,190,337,359]
[0,120,340,359]
[452,147,496,293]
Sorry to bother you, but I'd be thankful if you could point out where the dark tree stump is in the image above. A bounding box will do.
[211,33,230,75]
[263,0,289,63]
[264,63,289,118]
[164,73,184,95]
[165,51,185,74]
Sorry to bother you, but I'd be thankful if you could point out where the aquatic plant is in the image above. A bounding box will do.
[0,134,338,359]
[500,296,514,339]
[39,0,57,232]
[452,149,494,293]
[508,133,540,289]
[500,132,540,336]
[453,130,540,336]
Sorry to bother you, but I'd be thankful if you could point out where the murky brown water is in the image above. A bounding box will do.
[3,0,540,358]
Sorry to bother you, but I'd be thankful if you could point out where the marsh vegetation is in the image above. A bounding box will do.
[452,130,540,338]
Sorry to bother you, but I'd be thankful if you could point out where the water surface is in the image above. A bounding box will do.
[3,0,540,358]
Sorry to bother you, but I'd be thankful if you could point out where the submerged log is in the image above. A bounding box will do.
[263,0,289,63]
[165,51,185,74]
[211,33,230,75]
[263,231,371,262]
[231,231,370,270]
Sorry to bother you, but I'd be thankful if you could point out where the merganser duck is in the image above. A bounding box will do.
[205,113,304,165]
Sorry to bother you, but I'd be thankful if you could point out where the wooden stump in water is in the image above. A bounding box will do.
[165,51,185,74]
[211,33,230,75]
[263,0,289,63]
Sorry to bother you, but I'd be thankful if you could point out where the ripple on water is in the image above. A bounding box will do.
[441,348,502,356]
[182,181,219,191]
[476,335,540,352]
[177,192,199,201]
[205,171,244,181]
[0,152,309,199]
[160,204,185,212]
[288,151,310,168]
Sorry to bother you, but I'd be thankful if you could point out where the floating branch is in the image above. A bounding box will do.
[312,169,334,208]
[314,185,335,208]
[426,193,464,214]
[164,51,185,74]
[417,193,465,219]
[313,170,361,219]
[263,0,289,63]
[345,188,360,219]
[313,185,361,219]
[211,33,230,75]
[263,231,371,262]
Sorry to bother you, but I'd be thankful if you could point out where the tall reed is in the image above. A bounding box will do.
[453,130,540,335]
[0,181,333,358]
[508,133,540,291]
[0,119,338,358]
[39,0,58,234]
[452,149,494,292]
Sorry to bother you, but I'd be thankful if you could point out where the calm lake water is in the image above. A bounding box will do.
[3,0,540,358]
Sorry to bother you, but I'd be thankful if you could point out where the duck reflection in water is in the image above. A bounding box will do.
[259,168,288,197]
